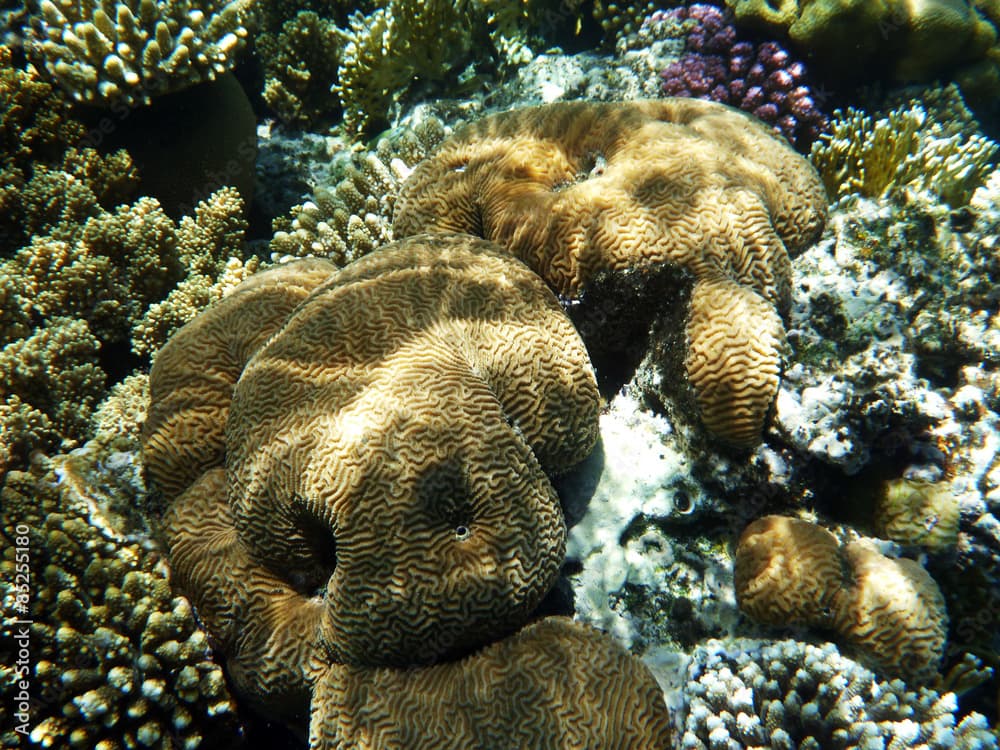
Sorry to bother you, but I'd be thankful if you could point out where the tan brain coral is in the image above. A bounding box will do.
[735,515,948,682]
[393,99,827,446]
[835,541,948,684]
[143,257,338,503]
[310,617,673,749]
[734,514,845,629]
[226,233,600,667]
[144,234,603,734]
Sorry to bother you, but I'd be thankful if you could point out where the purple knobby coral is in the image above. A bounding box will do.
[658,3,828,149]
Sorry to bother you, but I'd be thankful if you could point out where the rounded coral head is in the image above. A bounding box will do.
[224,233,601,666]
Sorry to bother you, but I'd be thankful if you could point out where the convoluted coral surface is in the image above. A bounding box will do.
[394,98,828,445]
[310,616,673,749]
[142,233,671,745]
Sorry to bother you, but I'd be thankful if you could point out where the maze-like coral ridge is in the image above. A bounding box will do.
[310,617,673,749]
[144,235,605,734]
[394,99,827,445]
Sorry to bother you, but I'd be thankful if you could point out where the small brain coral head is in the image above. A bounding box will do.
[393,99,826,447]
[734,515,845,628]
[835,541,948,683]
[224,233,601,667]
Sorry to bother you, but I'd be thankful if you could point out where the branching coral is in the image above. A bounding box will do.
[810,84,998,207]
[336,1,477,133]
[659,3,828,148]
[0,46,140,254]
[258,10,342,128]
[0,186,251,478]
[270,115,450,266]
[25,0,251,106]
[677,638,998,750]
[0,454,242,749]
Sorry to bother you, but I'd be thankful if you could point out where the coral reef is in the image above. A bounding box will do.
[0,186,251,476]
[258,10,342,128]
[875,477,960,550]
[0,318,105,477]
[336,1,477,133]
[675,638,998,750]
[659,3,828,148]
[735,515,948,682]
[0,449,242,749]
[311,617,673,749]
[810,85,998,208]
[270,115,450,266]
[723,0,999,83]
[733,515,843,630]
[25,0,251,106]
[0,45,92,252]
[394,98,827,445]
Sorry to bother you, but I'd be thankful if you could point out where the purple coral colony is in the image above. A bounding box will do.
[658,3,828,148]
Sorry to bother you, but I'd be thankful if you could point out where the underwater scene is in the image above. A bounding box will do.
[1,0,1000,748]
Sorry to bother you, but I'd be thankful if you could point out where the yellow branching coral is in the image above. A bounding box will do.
[25,0,251,106]
[336,1,475,132]
[810,84,998,207]
[0,455,242,749]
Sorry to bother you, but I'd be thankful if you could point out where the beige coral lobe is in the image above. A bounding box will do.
[735,515,948,682]
[394,99,827,445]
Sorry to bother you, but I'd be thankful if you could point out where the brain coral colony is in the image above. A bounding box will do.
[3,0,1000,749]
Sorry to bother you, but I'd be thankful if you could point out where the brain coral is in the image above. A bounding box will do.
[145,234,603,728]
[394,99,827,445]
[733,514,845,629]
[735,515,948,682]
[310,616,673,749]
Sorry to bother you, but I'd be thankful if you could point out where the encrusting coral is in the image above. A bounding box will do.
[144,233,672,743]
[659,3,828,148]
[394,98,827,446]
[723,0,999,83]
[875,477,960,550]
[25,0,251,106]
[735,515,949,683]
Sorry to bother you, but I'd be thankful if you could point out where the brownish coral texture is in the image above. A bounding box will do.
[144,234,669,743]
[310,616,673,749]
[394,99,828,446]
[734,515,948,682]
